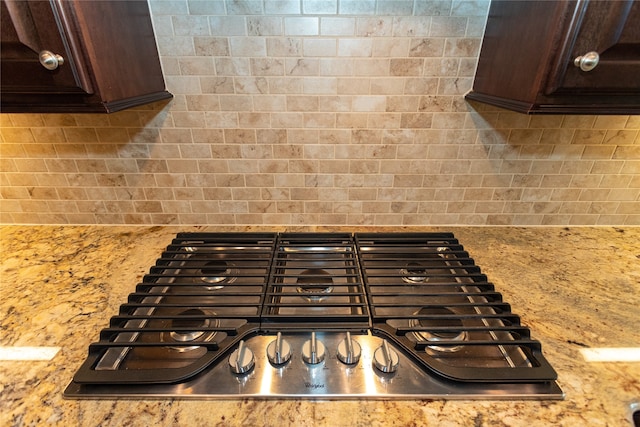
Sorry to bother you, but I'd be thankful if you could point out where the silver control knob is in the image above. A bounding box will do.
[337,332,361,365]
[229,340,254,374]
[266,332,292,365]
[373,339,399,373]
[301,332,325,365]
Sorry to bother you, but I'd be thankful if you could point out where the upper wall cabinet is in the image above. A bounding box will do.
[1,0,172,113]
[466,0,640,114]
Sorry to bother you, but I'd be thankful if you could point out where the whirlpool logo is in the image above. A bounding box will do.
[304,382,325,389]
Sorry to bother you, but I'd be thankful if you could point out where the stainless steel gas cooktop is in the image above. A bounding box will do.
[64,232,564,400]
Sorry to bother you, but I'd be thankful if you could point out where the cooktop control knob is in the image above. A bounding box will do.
[337,332,361,365]
[229,340,255,374]
[301,332,325,364]
[266,332,292,365]
[373,339,399,373]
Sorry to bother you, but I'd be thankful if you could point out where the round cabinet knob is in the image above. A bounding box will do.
[229,340,255,374]
[337,332,361,365]
[373,339,399,373]
[266,332,292,365]
[39,50,65,70]
[573,51,599,72]
[301,332,325,365]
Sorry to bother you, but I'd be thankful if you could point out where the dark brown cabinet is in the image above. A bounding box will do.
[466,0,640,114]
[1,0,172,113]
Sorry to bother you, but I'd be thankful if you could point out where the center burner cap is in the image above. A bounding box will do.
[200,260,237,289]
[296,269,334,301]
[409,306,468,353]
[401,262,428,283]
[162,308,219,352]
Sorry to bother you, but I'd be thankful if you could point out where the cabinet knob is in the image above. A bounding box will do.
[573,51,599,72]
[39,50,65,70]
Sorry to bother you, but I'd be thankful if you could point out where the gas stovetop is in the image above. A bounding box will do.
[64,232,564,400]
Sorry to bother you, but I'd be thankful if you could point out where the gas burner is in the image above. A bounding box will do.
[161,308,219,352]
[200,260,237,289]
[400,262,428,283]
[409,306,468,353]
[296,269,334,301]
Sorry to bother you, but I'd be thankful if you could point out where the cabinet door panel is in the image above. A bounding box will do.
[0,0,92,94]
[553,0,640,93]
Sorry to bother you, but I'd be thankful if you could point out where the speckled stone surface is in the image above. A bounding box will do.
[1,226,639,427]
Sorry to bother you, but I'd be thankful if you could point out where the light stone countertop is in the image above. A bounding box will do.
[1,225,639,427]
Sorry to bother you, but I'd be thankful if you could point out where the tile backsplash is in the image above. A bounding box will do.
[1,0,639,226]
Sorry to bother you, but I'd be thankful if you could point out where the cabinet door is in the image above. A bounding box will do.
[546,0,640,94]
[0,0,92,94]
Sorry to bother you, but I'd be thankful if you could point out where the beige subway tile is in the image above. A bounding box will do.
[286,96,319,112]
[6,172,38,187]
[383,129,419,144]
[430,17,467,37]
[458,57,477,76]
[219,200,249,213]
[356,17,393,36]
[373,39,410,57]
[378,188,406,201]
[287,129,320,144]
[608,188,639,201]
[2,128,36,144]
[375,213,403,224]
[336,78,370,95]
[593,115,629,129]
[232,188,262,201]
[318,159,350,173]
[257,129,288,144]
[215,58,251,76]
[517,143,553,158]
[304,144,335,159]
[393,17,430,37]
[432,112,468,129]
[616,201,640,214]
[303,78,338,94]
[215,173,246,188]
[271,145,302,160]
[463,188,493,201]
[285,58,320,76]
[408,37,445,57]
[338,38,373,57]
[446,201,475,213]
[367,113,401,128]
[0,143,27,157]
[400,113,433,128]
[425,58,460,77]
[238,113,271,128]
[390,58,424,76]
[579,188,611,201]
[335,113,368,128]
[320,16,353,35]
[42,114,79,127]
[613,146,640,160]
[391,201,419,213]
[604,130,639,145]
[155,174,187,188]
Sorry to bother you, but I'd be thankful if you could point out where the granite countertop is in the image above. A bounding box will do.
[1,225,639,426]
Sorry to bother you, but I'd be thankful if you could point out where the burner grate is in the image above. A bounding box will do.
[261,233,370,331]
[72,233,277,384]
[355,232,558,383]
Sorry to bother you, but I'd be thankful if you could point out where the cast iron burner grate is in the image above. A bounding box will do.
[355,232,557,382]
[261,233,370,331]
